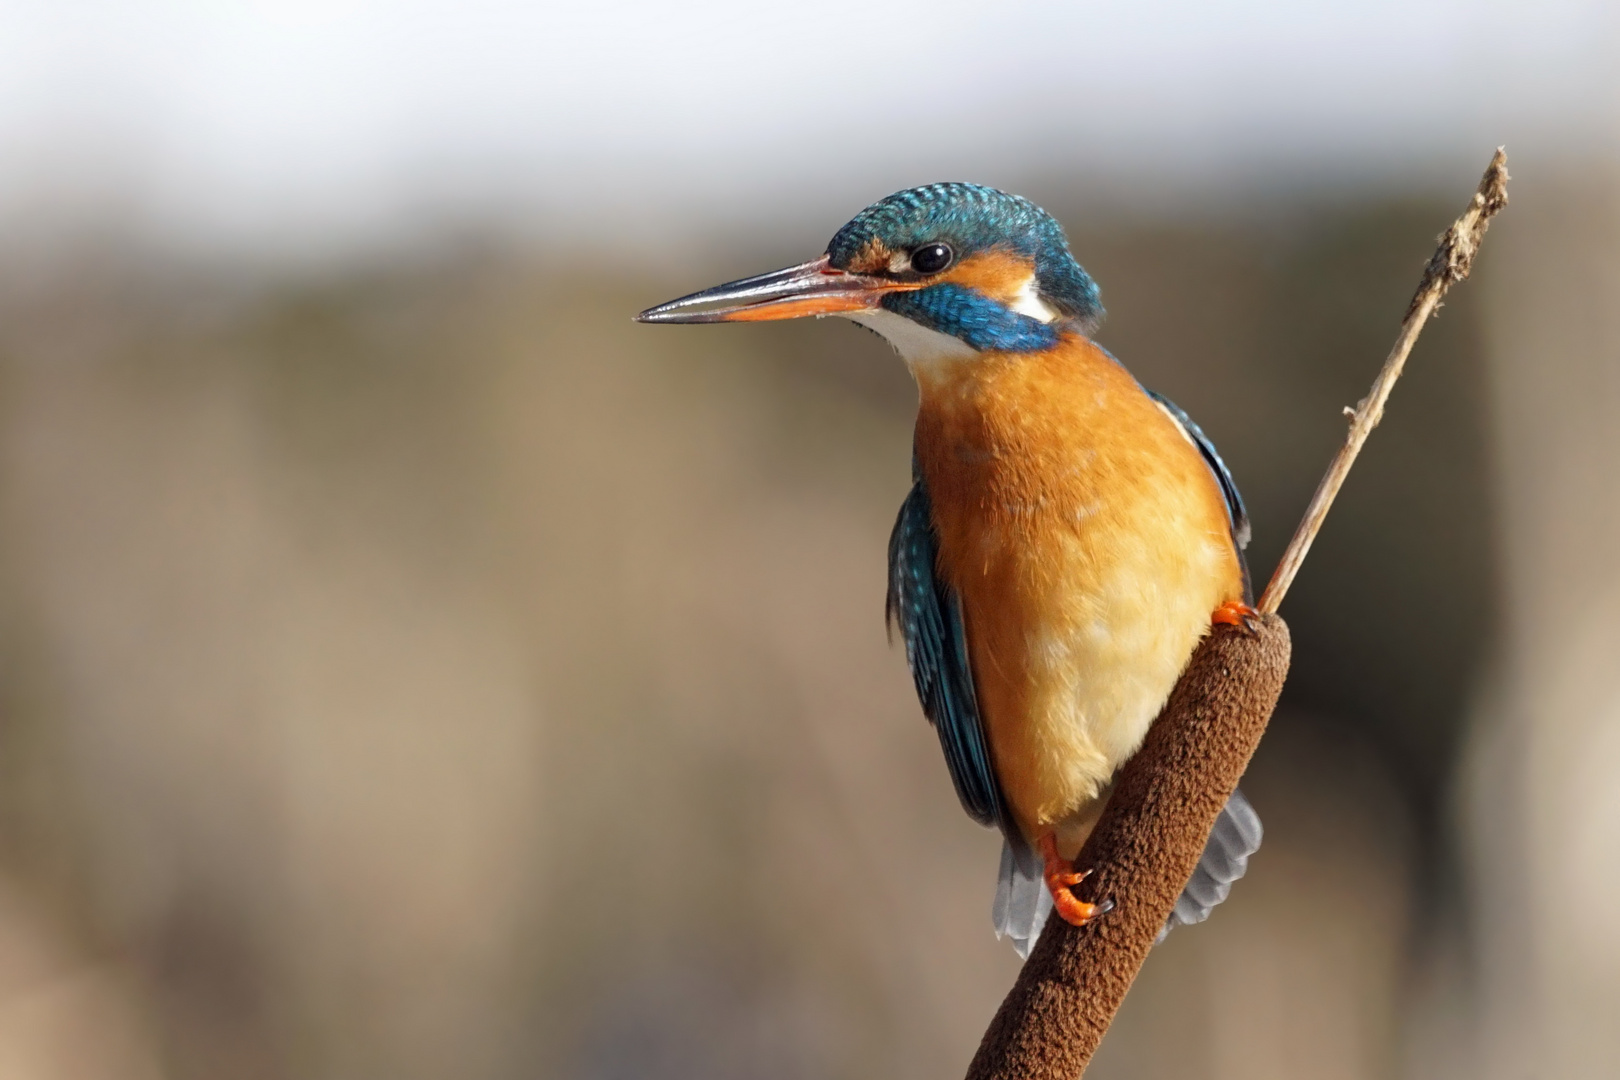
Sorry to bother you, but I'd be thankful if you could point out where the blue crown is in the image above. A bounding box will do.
[827,183,1103,331]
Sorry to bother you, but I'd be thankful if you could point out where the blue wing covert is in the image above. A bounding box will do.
[885,469,1004,829]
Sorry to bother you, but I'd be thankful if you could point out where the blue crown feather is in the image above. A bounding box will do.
[826,182,1103,345]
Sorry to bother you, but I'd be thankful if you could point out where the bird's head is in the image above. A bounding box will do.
[636,183,1102,363]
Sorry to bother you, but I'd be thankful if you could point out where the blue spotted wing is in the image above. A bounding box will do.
[886,470,1004,829]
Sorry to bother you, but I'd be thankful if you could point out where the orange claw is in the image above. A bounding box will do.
[1212,599,1260,633]
[1038,833,1114,927]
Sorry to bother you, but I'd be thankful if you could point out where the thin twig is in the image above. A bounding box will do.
[1256,148,1511,614]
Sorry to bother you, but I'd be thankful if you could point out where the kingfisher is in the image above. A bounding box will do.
[637,183,1261,956]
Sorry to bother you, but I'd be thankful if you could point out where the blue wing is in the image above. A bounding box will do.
[1145,390,1254,601]
[886,468,1004,829]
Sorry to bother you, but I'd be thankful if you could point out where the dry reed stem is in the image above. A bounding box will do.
[1258,148,1510,614]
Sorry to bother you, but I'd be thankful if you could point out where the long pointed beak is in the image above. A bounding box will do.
[635,255,910,324]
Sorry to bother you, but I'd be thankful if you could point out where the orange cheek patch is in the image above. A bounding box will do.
[942,250,1039,304]
[845,239,898,275]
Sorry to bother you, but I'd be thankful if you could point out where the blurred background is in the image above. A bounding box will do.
[0,3,1616,1078]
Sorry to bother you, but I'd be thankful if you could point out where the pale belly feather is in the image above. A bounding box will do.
[970,517,1234,858]
[912,335,1244,860]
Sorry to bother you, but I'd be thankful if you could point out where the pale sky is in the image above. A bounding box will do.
[1,1,1614,260]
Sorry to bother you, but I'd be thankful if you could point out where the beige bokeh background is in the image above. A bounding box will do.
[0,160,1614,1080]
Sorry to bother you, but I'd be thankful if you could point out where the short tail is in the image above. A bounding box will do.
[992,788,1263,958]
[992,835,1053,960]
[1157,786,1263,941]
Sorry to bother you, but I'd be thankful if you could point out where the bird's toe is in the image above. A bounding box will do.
[1212,599,1261,635]
[1038,833,1112,928]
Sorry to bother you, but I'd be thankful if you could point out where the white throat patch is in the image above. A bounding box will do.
[842,273,1058,368]
[842,308,976,365]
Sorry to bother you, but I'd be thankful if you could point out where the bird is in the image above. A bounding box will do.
[637,183,1262,956]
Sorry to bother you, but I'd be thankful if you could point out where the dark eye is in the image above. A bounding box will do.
[909,243,953,275]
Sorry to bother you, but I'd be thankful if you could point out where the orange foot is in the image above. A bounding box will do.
[1212,599,1261,634]
[1038,833,1114,927]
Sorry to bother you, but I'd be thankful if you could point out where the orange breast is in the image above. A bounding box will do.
[911,334,1244,851]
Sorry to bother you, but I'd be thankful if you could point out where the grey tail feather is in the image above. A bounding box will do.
[992,789,1263,958]
[993,834,1053,960]
[1157,786,1263,942]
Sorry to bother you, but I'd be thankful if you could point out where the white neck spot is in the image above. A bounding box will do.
[1008,274,1059,323]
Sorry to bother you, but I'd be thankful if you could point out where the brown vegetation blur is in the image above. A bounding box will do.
[0,168,1614,1079]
